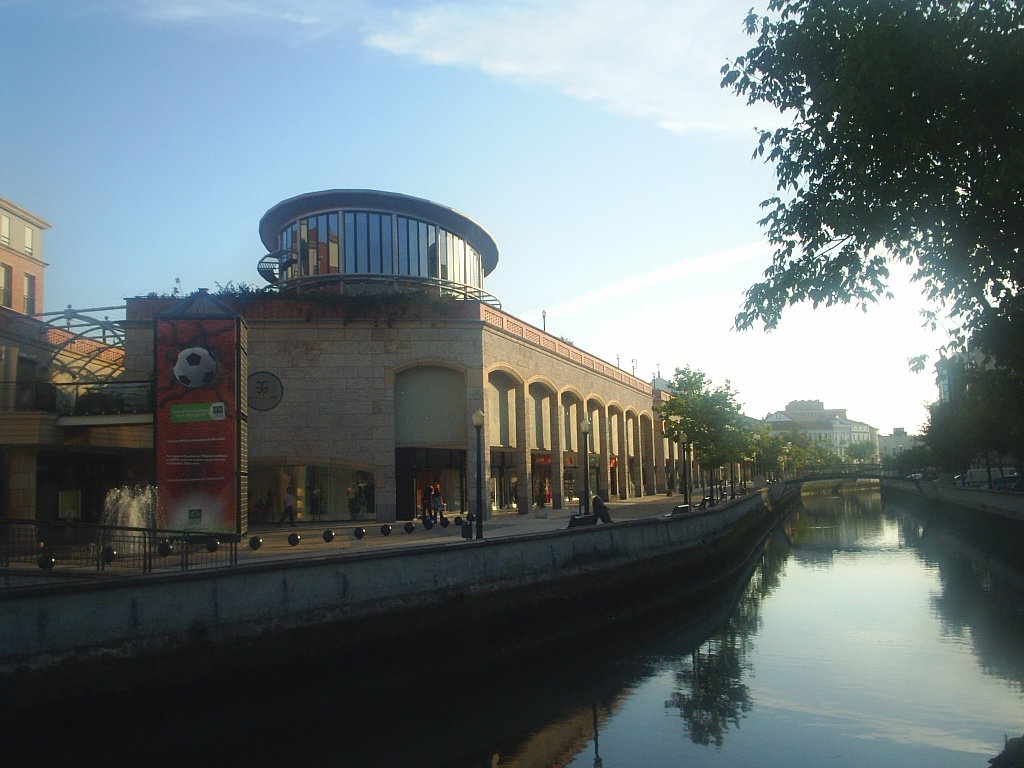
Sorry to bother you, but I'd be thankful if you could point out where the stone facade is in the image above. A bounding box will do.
[124,295,671,523]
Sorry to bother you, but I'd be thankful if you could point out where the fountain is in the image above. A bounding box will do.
[102,485,158,529]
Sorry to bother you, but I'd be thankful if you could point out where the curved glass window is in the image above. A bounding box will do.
[278,209,483,289]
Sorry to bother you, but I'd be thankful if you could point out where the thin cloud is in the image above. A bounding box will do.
[121,0,358,37]
[540,242,769,318]
[118,0,777,134]
[365,0,770,133]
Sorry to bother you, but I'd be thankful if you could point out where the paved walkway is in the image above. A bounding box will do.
[239,492,740,564]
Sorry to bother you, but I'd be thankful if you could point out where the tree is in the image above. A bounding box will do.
[721,0,1024,374]
[846,440,877,464]
[657,367,752,481]
[923,358,1024,473]
[750,423,788,478]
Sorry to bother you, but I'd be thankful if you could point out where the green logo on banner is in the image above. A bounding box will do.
[170,402,226,423]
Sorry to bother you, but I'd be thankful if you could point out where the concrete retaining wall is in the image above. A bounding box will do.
[882,478,1024,522]
[0,491,770,676]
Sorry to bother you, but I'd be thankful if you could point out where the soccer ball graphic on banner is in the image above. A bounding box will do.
[172,347,218,388]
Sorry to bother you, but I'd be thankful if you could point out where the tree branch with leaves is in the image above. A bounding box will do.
[722,0,1024,375]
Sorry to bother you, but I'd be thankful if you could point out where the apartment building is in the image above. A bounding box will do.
[0,197,48,317]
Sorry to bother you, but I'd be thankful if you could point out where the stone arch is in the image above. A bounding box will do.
[527,379,558,451]
[394,365,468,446]
[639,411,657,495]
[487,369,522,449]
[393,364,469,523]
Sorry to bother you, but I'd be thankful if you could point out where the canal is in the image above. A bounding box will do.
[13,486,1024,766]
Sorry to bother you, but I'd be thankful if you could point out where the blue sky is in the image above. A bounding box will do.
[1,0,948,432]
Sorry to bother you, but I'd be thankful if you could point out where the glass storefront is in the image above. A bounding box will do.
[489,450,519,512]
[248,463,375,524]
[531,453,552,508]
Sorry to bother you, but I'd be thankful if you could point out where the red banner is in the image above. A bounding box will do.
[154,318,240,533]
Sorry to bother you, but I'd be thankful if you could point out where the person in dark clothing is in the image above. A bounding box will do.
[592,495,612,524]
[277,485,297,527]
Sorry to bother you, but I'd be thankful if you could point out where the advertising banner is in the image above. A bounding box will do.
[154,317,241,533]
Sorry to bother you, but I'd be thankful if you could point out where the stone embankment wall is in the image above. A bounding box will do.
[1,490,777,696]
[882,478,1024,522]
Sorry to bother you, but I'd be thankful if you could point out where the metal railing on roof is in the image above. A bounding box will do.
[258,271,502,309]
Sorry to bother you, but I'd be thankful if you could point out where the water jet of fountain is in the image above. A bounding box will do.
[102,485,158,529]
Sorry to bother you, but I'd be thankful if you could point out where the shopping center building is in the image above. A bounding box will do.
[2,190,682,529]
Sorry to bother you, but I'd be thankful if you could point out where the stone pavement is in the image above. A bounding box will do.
[240,492,734,564]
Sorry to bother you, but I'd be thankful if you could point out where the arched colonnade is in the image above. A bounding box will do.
[483,366,672,514]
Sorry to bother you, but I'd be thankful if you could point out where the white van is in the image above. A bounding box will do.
[958,468,1020,487]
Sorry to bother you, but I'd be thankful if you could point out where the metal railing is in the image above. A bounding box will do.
[0,380,153,416]
[0,518,238,585]
[268,272,503,308]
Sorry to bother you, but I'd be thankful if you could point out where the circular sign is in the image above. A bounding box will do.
[248,371,283,411]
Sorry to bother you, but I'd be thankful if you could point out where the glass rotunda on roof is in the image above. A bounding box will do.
[257,190,501,307]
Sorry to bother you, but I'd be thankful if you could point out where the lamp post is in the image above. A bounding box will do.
[681,435,689,507]
[473,409,485,539]
[542,310,546,332]
[580,416,592,515]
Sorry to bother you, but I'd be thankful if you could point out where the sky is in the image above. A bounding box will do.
[1,0,950,433]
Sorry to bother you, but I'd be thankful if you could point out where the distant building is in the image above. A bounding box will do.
[763,399,879,460]
[0,196,48,317]
[878,427,921,460]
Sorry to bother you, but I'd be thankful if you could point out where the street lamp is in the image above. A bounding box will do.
[473,409,485,539]
[580,416,592,515]
[681,434,689,507]
[542,309,546,332]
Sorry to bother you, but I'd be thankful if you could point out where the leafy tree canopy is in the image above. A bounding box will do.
[722,0,1024,372]
[657,366,751,467]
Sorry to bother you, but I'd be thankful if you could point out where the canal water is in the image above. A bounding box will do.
[15,487,1024,767]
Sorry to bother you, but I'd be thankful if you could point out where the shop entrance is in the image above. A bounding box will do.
[489,450,518,512]
[532,453,552,508]
[395,447,467,521]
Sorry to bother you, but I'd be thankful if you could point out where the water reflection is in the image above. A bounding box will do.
[563,489,1023,767]
[663,537,787,747]
[12,489,1024,767]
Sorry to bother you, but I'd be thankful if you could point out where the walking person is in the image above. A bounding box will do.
[430,483,445,522]
[277,484,297,527]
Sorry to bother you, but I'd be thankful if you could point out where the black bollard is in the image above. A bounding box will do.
[287,532,301,546]
[322,530,335,543]
[248,536,263,550]
[423,518,434,531]
[101,546,116,565]
[404,522,415,534]
[380,524,392,536]
[158,540,173,557]
[205,538,219,553]
[37,554,55,570]
[353,527,366,540]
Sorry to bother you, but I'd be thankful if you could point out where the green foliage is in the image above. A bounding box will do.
[885,444,935,476]
[749,423,788,475]
[722,0,1024,375]
[657,366,753,468]
[211,281,264,296]
[778,429,842,471]
[923,359,1024,472]
[846,440,876,464]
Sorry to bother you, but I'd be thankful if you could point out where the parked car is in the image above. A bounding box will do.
[982,474,1022,490]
